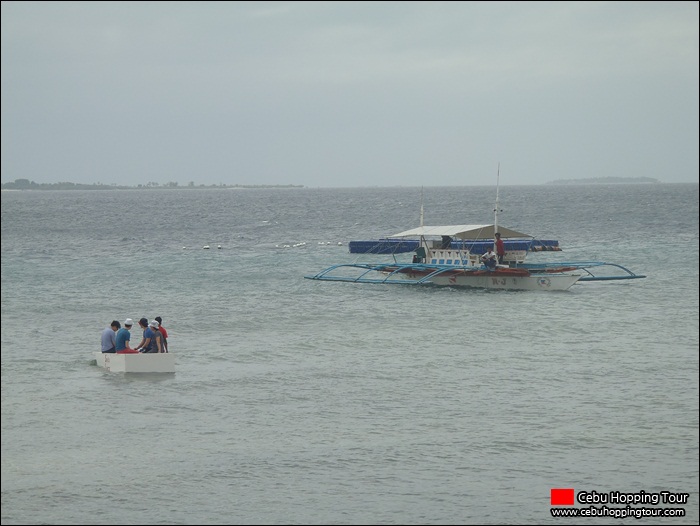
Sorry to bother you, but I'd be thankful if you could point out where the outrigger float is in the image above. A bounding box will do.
[305,175,645,291]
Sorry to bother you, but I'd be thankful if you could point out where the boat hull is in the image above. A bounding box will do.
[427,272,580,290]
[94,352,175,373]
[305,263,582,291]
[391,267,581,290]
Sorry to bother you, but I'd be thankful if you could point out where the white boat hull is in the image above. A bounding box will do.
[306,263,583,291]
[388,265,582,290]
[427,273,581,290]
[94,352,175,373]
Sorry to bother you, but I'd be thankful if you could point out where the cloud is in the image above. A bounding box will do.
[2,1,698,186]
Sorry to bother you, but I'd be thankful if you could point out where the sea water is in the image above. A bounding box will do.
[1,184,698,524]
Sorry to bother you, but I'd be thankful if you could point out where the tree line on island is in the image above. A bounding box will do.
[546,176,660,185]
[3,176,664,190]
[1,179,304,190]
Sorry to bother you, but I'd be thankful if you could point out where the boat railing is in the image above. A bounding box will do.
[306,259,646,285]
[305,262,487,285]
[426,248,528,265]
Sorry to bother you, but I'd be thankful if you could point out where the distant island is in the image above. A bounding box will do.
[1,179,304,190]
[546,177,660,185]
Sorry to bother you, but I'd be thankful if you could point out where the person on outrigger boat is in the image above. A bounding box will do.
[495,232,505,264]
[481,248,497,269]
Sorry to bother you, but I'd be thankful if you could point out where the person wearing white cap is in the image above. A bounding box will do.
[115,318,138,354]
[145,320,166,353]
[155,316,169,353]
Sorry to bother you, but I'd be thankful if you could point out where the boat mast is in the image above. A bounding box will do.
[418,186,427,259]
[420,186,424,229]
[494,163,501,249]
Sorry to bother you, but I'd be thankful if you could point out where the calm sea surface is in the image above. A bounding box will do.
[1,184,698,525]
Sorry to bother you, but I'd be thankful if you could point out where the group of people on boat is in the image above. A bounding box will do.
[480,233,506,269]
[100,316,169,354]
[416,232,507,269]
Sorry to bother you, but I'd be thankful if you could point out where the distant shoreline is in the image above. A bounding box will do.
[545,177,660,185]
[3,178,693,191]
[1,180,304,191]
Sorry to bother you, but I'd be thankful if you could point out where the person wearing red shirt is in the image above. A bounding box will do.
[155,316,169,353]
[495,232,505,265]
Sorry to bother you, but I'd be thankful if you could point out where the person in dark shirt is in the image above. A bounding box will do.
[147,320,166,353]
[155,316,168,353]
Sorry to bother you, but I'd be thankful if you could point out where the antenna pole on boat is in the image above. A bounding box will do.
[494,163,501,249]
[420,186,424,228]
[418,186,427,262]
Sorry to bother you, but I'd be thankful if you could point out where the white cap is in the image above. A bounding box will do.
[124,318,133,326]
[149,320,160,328]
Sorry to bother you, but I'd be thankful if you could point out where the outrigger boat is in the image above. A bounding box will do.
[306,222,645,291]
[306,223,581,291]
[305,174,645,291]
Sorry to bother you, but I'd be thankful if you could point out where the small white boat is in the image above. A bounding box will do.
[94,352,175,373]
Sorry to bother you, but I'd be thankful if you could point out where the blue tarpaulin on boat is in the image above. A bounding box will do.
[348,239,560,255]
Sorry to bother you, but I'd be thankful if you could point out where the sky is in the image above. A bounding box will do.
[1,1,698,187]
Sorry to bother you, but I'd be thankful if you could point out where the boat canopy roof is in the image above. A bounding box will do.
[389,224,531,240]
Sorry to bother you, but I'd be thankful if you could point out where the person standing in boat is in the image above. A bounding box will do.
[495,232,505,264]
[155,316,169,353]
[115,318,138,354]
[481,247,497,269]
[100,320,121,353]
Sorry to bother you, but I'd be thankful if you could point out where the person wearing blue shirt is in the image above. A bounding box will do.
[115,318,137,353]
[134,317,154,353]
[100,320,120,353]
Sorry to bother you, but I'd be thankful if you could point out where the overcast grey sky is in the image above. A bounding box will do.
[1,1,698,187]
